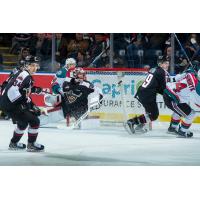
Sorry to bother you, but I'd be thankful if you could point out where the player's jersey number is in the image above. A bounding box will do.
[142,74,154,88]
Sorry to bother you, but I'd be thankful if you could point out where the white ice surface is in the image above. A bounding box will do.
[0,119,199,166]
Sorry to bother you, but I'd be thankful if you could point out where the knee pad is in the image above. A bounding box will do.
[149,112,159,121]
[17,121,28,130]
[29,116,40,127]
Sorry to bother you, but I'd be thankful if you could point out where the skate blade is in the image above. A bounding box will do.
[135,128,148,134]
[8,147,26,151]
[123,123,135,135]
[27,149,45,152]
[166,131,177,135]
[176,135,193,138]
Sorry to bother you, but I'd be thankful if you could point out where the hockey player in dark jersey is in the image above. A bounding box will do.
[0,56,44,152]
[0,58,42,120]
[125,56,170,134]
[43,67,102,128]
[0,58,42,95]
[61,67,103,128]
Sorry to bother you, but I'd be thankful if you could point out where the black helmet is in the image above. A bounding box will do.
[25,55,40,65]
[157,55,169,65]
[17,59,26,69]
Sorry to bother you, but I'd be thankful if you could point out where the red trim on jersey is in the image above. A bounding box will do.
[30,126,39,129]
[174,82,187,92]
[181,121,191,127]
[66,66,76,77]
[186,73,198,91]
[171,118,180,123]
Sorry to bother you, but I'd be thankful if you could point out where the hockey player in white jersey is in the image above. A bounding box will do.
[51,58,77,96]
[163,65,200,138]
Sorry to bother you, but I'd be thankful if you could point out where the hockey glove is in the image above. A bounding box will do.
[70,78,81,85]
[32,86,43,94]
[30,105,41,116]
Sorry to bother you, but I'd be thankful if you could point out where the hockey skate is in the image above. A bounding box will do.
[27,142,44,152]
[167,126,177,135]
[73,122,81,130]
[124,119,136,134]
[176,128,193,138]
[134,123,148,133]
[9,142,26,150]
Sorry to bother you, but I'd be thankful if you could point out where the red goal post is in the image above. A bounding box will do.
[83,67,149,126]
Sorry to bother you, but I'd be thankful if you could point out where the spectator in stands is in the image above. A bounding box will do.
[164,45,188,74]
[126,33,143,68]
[38,34,52,71]
[40,34,52,58]
[10,33,32,54]
[88,33,109,68]
[142,33,168,68]
[30,33,46,57]
[76,51,90,67]
[18,47,30,65]
[55,33,68,64]
[113,33,130,67]
[67,33,90,59]
[185,33,200,59]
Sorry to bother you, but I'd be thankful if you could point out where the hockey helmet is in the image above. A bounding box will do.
[157,55,169,66]
[25,55,40,64]
[25,55,40,70]
[73,67,86,80]
[65,58,76,69]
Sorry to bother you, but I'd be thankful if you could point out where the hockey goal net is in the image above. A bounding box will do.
[84,68,149,126]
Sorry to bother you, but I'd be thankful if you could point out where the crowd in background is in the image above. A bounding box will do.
[0,33,200,73]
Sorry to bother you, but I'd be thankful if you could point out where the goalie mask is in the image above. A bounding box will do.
[65,58,76,69]
[73,67,87,81]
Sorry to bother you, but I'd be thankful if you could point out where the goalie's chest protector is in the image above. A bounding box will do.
[63,81,94,104]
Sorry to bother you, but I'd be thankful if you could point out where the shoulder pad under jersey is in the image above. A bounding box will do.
[56,68,67,78]
[185,67,197,76]
[149,68,156,73]
[196,81,200,96]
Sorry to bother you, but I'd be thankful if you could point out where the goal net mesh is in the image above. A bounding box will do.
[84,68,149,126]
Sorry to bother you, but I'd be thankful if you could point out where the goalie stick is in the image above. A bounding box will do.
[40,93,103,129]
[57,94,103,129]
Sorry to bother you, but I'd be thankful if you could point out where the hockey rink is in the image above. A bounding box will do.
[0,119,199,166]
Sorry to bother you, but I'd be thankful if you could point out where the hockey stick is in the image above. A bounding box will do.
[57,95,103,130]
[174,33,200,71]
[89,45,110,67]
[174,33,194,68]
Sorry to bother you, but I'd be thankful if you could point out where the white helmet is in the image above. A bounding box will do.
[65,58,76,69]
